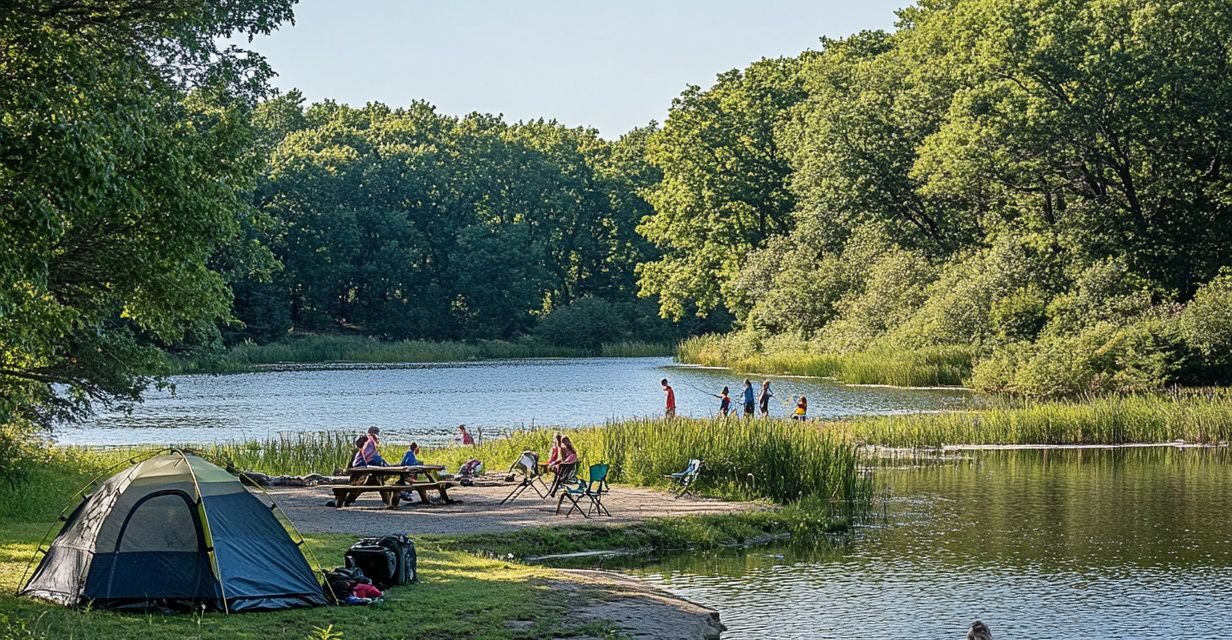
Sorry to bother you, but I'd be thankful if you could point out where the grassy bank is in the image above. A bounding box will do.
[677,334,972,387]
[171,335,674,374]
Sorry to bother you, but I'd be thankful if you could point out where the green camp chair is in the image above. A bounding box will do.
[555,463,611,518]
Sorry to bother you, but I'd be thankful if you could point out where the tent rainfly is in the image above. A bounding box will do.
[19,451,328,612]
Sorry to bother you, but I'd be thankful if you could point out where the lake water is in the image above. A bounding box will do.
[625,447,1232,639]
[61,357,974,445]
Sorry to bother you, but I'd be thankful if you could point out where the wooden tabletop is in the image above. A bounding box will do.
[345,465,446,474]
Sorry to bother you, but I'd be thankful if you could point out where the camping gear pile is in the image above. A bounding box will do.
[323,533,417,605]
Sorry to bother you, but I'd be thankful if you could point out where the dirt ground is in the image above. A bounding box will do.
[271,475,760,536]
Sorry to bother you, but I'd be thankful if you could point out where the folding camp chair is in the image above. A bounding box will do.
[500,451,549,505]
[544,461,577,499]
[555,463,611,518]
[665,459,702,499]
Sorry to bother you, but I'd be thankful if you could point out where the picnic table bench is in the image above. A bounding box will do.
[328,465,457,508]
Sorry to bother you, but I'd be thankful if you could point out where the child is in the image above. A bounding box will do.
[793,396,808,421]
[714,386,732,417]
[661,378,676,418]
[457,424,475,446]
[400,442,423,467]
[741,379,756,417]
[758,380,774,417]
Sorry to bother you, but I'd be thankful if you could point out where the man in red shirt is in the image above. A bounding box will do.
[661,378,676,418]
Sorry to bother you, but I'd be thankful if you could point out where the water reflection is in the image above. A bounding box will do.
[64,357,973,445]
[626,448,1232,639]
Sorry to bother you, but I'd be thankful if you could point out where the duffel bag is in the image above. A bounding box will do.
[345,544,398,589]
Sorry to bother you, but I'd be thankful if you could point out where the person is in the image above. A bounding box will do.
[400,442,423,467]
[758,380,774,417]
[549,435,579,496]
[661,378,676,418]
[741,379,756,417]
[351,426,388,467]
[793,396,808,421]
[547,434,574,473]
[713,386,732,417]
[457,424,475,446]
[547,432,564,469]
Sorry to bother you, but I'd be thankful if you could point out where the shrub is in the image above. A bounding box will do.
[990,285,1049,342]
[534,298,631,350]
[1180,271,1232,363]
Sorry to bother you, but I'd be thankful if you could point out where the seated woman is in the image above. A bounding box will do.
[546,432,564,470]
[351,426,388,467]
[548,435,578,496]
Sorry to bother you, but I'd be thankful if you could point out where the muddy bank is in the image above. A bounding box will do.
[543,570,724,640]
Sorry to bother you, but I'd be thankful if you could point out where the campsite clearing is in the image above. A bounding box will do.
[276,476,761,536]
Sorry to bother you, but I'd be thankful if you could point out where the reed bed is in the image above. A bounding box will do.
[430,418,871,512]
[841,393,1232,447]
[173,335,674,373]
[677,335,972,387]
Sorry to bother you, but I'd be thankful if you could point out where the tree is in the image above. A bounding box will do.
[0,1,293,430]
[637,57,810,320]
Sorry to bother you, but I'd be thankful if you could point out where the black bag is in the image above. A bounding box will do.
[346,534,416,588]
[322,566,370,601]
[368,534,417,585]
[345,544,398,589]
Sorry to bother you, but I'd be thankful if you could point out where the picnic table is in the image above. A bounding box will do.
[329,465,456,508]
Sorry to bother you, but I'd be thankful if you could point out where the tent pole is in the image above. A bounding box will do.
[176,449,231,614]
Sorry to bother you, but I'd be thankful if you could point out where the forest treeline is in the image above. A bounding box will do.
[229,97,721,349]
[641,0,1232,396]
[5,0,1232,441]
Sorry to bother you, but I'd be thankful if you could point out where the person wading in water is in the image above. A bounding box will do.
[758,380,774,417]
[741,379,756,417]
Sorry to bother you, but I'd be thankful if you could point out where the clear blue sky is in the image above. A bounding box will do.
[237,0,908,137]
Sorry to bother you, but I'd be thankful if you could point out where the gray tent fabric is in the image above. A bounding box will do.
[21,452,327,612]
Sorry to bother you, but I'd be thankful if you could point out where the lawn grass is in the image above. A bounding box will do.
[171,334,675,374]
[0,525,615,640]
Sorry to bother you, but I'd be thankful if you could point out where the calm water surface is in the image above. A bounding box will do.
[625,448,1232,639]
[62,357,973,445]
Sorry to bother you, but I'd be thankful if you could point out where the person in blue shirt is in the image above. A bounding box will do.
[741,379,756,417]
[400,442,423,467]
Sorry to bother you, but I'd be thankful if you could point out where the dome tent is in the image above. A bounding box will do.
[19,450,328,612]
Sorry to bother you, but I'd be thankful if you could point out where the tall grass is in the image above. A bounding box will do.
[172,335,674,374]
[841,393,1232,447]
[430,418,871,511]
[677,334,972,387]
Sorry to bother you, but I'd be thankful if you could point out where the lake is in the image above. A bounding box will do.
[61,357,974,445]
[625,447,1232,639]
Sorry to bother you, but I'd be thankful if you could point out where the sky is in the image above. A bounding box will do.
[234,0,909,137]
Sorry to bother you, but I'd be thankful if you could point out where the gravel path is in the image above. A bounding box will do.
[272,476,760,536]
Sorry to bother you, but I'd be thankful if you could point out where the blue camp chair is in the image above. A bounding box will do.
[665,459,702,499]
[555,463,611,518]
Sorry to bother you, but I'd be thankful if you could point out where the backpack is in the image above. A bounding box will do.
[323,566,370,602]
[346,534,417,588]
[458,459,483,478]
